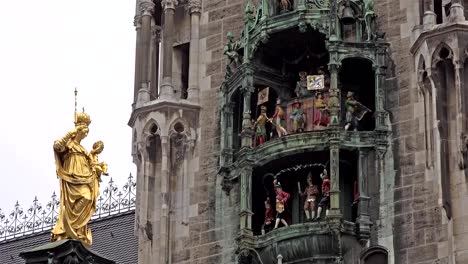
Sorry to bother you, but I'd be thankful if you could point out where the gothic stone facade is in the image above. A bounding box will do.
[129,0,468,263]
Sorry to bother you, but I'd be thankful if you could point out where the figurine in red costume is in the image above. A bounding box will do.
[273,180,291,229]
[261,197,275,234]
[314,169,330,221]
[299,172,320,221]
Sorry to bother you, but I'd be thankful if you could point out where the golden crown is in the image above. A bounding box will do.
[75,112,91,127]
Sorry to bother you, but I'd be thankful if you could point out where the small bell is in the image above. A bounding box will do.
[341,5,356,25]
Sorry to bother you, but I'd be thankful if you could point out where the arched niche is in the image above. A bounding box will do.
[250,87,280,145]
[432,44,455,219]
[143,121,162,164]
[251,150,330,235]
[417,55,434,168]
[229,88,244,156]
[360,246,389,264]
[339,149,359,222]
[250,148,360,235]
[254,27,329,96]
[338,0,362,42]
[339,58,376,131]
[169,121,189,170]
[143,122,162,224]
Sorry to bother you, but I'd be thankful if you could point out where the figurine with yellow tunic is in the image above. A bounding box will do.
[50,89,107,247]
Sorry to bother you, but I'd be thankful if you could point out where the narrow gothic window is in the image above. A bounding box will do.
[434,0,443,24]
[174,43,190,99]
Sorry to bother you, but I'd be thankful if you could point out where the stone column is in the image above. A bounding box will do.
[150,25,161,100]
[159,0,177,100]
[159,135,170,264]
[187,0,201,102]
[449,0,466,22]
[136,1,155,107]
[133,15,142,107]
[240,165,253,233]
[241,68,254,148]
[423,0,436,29]
[375,64,387,129]
[357,148,371,240]
[328,61,341,127]
[329,143,341,217]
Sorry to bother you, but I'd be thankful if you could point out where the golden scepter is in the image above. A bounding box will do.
[74,88,78,125]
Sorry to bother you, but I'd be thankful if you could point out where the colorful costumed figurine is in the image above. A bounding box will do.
[345,91,370,131]
[262,197,275,235]
[299,172,320,221]
[274,180,291,229]
[295,71,311,98]
[290,99,306,133]
[313,92,329,129]
[278,0,292,13]
[253,105,270,146]
[271,98,288,138]
[314,169,330,221]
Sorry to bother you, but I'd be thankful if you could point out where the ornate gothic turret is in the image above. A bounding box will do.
[129,1,201,263]
[219,0,392,263]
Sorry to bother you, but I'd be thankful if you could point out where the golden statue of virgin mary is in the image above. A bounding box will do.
[51,90,107,246]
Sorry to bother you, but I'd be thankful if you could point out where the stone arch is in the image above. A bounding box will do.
[142,118,161,141]
[360,245,389,264]
[339,57,376,131]
[431,43,456,219]
[339,55,375,65]
[417,54,435,168]
[417,55,426,83]
[431,42,454,69]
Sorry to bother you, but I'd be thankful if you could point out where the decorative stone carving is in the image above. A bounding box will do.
[151,24,162,42]
[188,0,202,14]
[224,32,241,77]
[162,0,178,10]
[238,249,253,264]
[306,0,328,9]
[363,0,377,41]
[133,15,141,29]
[139,1,155,16]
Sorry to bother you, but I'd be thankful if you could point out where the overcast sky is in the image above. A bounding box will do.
[0,1,137,213]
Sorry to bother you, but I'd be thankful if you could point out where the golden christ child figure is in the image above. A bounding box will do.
[89,140,109,183]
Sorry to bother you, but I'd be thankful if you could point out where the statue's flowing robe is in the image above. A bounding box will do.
[51,133,98,246]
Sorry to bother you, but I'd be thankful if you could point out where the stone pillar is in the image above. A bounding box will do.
[423,1,436,29]
[328,61,341,127]
[240,166,253,233]
[241,68,254,148]
[375,64,387,129]
[357,148,371,240]
[329,143,341,217]
[449,0,465,22]
[133,15,142,107]
[159,135,170,264]
[150,24,161,100]
[187,0,201,103]
[136,1,155,107]
[159,0,177,100]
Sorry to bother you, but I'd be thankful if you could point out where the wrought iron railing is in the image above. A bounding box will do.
[0,174,136,242]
